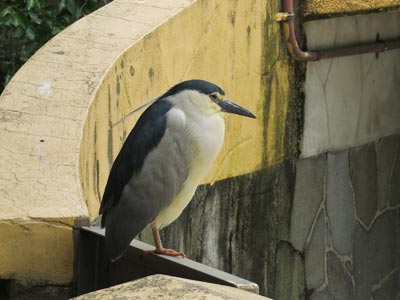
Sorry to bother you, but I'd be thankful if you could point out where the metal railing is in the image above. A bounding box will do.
[76,226,259,296]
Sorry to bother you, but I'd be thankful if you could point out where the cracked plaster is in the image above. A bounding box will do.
[301,10,400,158]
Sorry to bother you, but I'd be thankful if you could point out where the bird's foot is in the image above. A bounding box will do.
[145,248,186,258]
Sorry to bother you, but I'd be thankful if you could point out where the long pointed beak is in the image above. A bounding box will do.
[218,99,256,118]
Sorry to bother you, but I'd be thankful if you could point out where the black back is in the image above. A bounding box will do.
[99,99,173,226]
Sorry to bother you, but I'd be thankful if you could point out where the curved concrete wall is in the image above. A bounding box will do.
[0,0,294,286]
[79,0,294,219]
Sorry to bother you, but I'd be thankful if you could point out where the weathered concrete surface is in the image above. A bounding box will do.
[160,161,296,297]
[0,219,76,285]
[71,274,272,300]
[301,0,400,17]
[298,136,400,300]
[290,155,325,252]
[305,211,326,290]
[326,151,354,255]
[376,136,399,209]
[350,143,379,228]
[0,0,194,285]
[301,10,400,158]
[0,0,295,286]
[275,242,306,300]
[353,210,400,300]
[326,251,355,300]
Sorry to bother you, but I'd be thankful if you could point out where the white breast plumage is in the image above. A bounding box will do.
[153,105,225,229]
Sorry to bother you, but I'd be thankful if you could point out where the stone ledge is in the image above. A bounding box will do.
[301,0,400,18]
[0,218,75,285]
[71,274,272,300]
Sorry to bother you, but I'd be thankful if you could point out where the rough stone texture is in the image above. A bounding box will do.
[310,288,336,300]
[305,210,326,291]
[161,161,296,298]
[372,270,400,300]
[301,11,400,158]
[3,283,74,300]
[290,155,325,252]
[297,136,400,300]
[275,242,306,300]
[301,0,400,17]
[0,219,75,285]
[326,151,354,255]
[326,251,355,300]
[390,146,400,207]
[376,136,399,209]
[353,210,400,300]
[350,144,379,227]
[71,274,272,300]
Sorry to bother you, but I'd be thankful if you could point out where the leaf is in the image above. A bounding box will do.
[28,11,41,24]
[58,0,66,13]
[51,26,62,35]
[13,26,25,38]
[26,0,36,10]
[8,15,25,27]
[0,5,13,18]
[66,0,78,15]
[26,27,35,40]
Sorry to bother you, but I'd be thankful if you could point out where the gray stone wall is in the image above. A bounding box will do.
[161,134,400,300]
[291,135,400,300]
[161,161,295,297]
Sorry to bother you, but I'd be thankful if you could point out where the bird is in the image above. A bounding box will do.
[99,79,256,262]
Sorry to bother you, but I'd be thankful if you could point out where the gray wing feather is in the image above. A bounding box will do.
[105,113,191,261]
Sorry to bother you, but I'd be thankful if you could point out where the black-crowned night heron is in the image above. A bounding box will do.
[99,79,255,262]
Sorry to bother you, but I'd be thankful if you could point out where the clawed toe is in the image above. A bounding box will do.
[144,248,186,258]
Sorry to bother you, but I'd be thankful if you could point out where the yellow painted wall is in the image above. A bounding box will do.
[0,0,293,285]
[0,218,75,285]
[80,0,293,219]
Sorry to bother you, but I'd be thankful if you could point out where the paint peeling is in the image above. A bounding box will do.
[36,81,53,98]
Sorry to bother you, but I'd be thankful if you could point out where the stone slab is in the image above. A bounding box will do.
[326,151,354,255]
[326,251,355,300]
[275,242,306,300]
[305,210,326,290]
[290,155,325,252]
[71,274,272,300]
[376,135,399,209]
[350,144,379,227]
[353,211,400,299]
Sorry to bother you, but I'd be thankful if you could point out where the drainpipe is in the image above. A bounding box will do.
[276,0,400,61]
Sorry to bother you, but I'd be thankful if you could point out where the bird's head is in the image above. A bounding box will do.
[163,80,256,119]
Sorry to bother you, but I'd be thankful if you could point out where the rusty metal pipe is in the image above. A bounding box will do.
[278,0,400,61]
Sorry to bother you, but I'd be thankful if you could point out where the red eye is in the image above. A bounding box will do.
[210,94,218,101]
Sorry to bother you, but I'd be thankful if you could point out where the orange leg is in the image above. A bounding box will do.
[144,226,186,258]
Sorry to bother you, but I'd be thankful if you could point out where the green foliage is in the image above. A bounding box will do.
[0,0,111,92]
